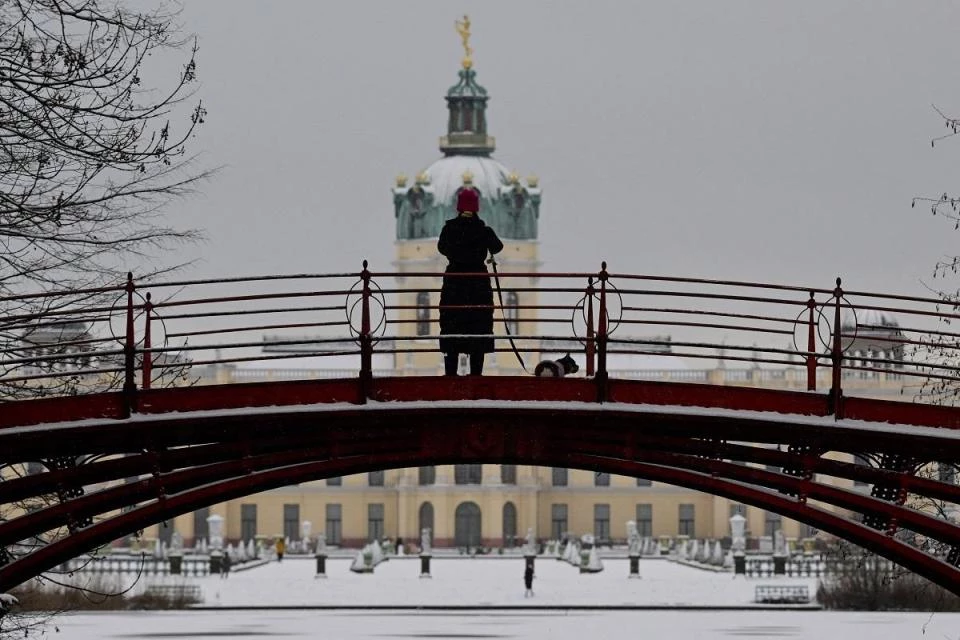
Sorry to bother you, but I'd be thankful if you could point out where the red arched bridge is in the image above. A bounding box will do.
[3,263,960,593]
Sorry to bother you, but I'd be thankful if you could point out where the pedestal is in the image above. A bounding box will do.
[733,554,746,577]
[420,554,432,579]
[315,554,327,578]
[209,553,222,575]
[629,555,640,578]
[169,555,182,575]
[773,555,786,575]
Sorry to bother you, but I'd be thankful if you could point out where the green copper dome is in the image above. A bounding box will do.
[393,57,540,242]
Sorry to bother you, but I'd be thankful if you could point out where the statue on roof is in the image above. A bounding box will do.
[455,15,473,68]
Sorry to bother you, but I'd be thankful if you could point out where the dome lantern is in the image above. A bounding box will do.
[439,15,495,157]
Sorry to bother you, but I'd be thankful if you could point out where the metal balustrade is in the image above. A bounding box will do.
[0,262,957,415]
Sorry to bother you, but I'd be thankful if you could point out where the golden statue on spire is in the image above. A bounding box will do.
[455,14,473,69]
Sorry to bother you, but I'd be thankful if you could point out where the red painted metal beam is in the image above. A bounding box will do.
[6,401,960,463]
[5,376,960,436]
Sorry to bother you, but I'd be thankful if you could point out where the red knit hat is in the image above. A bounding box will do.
[456,188,480,213]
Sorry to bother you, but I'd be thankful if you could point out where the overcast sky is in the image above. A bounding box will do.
[160,1,960,298]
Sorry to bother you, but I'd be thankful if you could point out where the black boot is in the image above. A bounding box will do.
[469,353,484,376]
[444,353,459,376]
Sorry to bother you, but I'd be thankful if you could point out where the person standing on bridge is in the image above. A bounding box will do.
[438,188,504,376]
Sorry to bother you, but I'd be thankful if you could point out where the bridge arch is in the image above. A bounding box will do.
[2,445,960,594]
[3,400,960,594]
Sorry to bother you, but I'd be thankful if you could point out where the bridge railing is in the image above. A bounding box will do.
[1,263,959,409]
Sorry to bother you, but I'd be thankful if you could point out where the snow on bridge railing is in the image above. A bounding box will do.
[0,262,957,412]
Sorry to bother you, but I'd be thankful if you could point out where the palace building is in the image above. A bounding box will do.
[145,24,914,552]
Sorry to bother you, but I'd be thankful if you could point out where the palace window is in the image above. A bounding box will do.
[594,504,611,540]
[419,502,434,535]
[551,504,568,540]
[636,477,652,487]
[193,508,210,542]
[416,292,430,336]
[502,502,517,545]
[326,476,342,487]
[764,511,782,537]
[678,504,695,536]
[368,470,385,487]
[552,468,568,487]
[283,504,299,541]
[419,466,436,486]
[636,504,653,537]
[240,504,257,543]
[505,291,519,336]
[368,503,384,542]
[501,465,517,485]
[455,464,482,485]
[594,472,611,487]
[325,504,342,545]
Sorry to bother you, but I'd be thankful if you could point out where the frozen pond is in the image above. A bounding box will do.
[45,609,960,639]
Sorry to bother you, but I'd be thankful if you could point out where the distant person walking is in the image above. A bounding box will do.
[438,188,504,376]
[275,538,286,562]
[524,565,535,598]
[220,552,231,579]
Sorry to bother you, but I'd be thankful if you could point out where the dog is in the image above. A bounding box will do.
[534,353,579,377]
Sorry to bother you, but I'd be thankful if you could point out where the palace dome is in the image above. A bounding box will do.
[840,308,900,331]
[422,155,512,206]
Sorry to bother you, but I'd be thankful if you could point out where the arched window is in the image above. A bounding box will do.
[502,502,517,546]
[418,466,436,486]
[416,292,430,337]
[419,502,434,536]
[505,291,519,336]
[454,501,482,548]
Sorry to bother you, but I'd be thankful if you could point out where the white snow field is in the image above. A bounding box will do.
[187,556,817,607]
[24,557,960,639]
[45,608,960,640]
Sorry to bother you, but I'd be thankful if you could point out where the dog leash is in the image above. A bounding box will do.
[488,253,529,374]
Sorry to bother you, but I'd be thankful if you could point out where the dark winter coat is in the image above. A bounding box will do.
[524,567,534,589]
[437,214,504,355]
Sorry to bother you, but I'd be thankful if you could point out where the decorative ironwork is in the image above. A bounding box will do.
[345,275,387,346]
[861,453,915,534]
[46,455,93,531]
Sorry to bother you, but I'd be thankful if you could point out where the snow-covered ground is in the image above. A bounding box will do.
[44,609,960,640]
[22,558,960,639]
[181,556,818,607]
